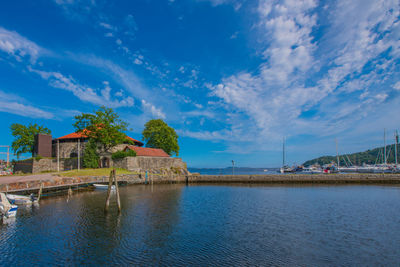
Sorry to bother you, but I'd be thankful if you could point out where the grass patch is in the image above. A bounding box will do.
[58,168,133,177]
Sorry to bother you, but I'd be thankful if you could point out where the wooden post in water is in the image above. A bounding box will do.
[67,186,73,202]
[104,169,114,212]
[114,170,121,212]
[37,182,43,202]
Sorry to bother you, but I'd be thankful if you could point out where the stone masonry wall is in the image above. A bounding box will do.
[52,141,88,158]
[113,156,186,172]
[14,158,82,173]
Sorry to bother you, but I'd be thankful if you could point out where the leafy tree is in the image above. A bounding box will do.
[142,119,179,156]
[82,139,100,168]
[73,106,128,153]
[10,123,51,158]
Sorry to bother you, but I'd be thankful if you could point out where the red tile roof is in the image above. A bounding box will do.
[57,132,88,140]
[125,136,144,146]
[56,131,144,146]
[125,145,170,157]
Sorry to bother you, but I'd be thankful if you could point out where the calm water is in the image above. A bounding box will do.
[1,184,400,266]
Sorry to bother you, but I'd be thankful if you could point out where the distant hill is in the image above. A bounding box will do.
[303,144,399,166]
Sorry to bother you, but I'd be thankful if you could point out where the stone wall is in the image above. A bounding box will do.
[14,158,82,174]
[52,141,88,158]
[14,156,186,174]
[13,159,34,174]
[113,156,187,172]
[52,142,131,159]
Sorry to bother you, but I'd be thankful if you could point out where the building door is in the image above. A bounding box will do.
[102,157,110,168]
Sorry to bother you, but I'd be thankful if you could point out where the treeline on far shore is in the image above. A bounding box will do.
[303,144,399,166]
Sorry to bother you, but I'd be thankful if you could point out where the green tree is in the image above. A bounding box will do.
[73,106,128,153]
[10,123,51,158]
[82,139,100,168]
[142,119,179,156]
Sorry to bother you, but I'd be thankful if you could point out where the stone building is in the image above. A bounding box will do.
[51,131,145,168]
[15,130,186,173]
[52,131,144,159]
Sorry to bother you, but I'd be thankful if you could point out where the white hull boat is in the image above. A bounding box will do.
[0,193,18,218]
[7,194,38,205]
[280,166,295,173]
[93,184,115,190]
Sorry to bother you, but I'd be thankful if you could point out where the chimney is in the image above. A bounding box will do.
[33,134,52,157]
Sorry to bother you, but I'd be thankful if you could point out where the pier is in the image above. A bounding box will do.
[1,172,400,195]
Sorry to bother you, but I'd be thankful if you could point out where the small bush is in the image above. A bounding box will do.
[111,150,137,160]
[34,155,43,161]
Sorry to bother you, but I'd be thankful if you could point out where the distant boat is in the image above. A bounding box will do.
[0,193,18,218]
[280,166,295,173]
[302,166,323,174]
[279,137,295,173]
[93,184,115,190]
[323,165,338,174]
[7,194,38,205]
[263,169,268,172]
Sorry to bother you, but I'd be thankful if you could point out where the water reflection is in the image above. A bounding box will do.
[0,184,399,266]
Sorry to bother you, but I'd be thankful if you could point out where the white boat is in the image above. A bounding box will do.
[7,194,37,205]
[280,166,295,173]
[0,193,18,218]
[93,184,115,190]
[302,166,323,174]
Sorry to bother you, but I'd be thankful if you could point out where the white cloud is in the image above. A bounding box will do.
[230,31,238,39]
[53,0,97,19]
[206,0,400,150]
[29,67,134,108]
[133,58,142,65]
[0,90,54,119]
[141,99,166,119]
[0,27,41,63]
[183,109,215,119]
[99,22,115,31]
[124,14,138,36]
[393,81,400,91]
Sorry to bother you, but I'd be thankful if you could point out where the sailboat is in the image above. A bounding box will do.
[279,137,295,173]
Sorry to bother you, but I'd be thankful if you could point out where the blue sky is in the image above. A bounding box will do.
[0,0,400,168]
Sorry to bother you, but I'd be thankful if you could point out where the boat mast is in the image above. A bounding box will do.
[384,128,387,165]
[395,130,398,167]
[335,138,340,169]
[282,137,285,167]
